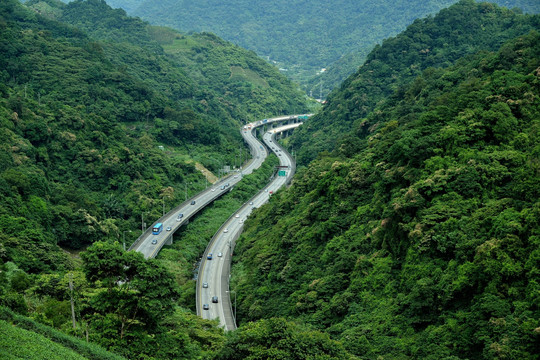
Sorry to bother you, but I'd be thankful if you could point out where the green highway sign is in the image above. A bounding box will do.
[278,170,286,177]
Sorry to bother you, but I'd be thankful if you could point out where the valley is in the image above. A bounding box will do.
[1,1,539,359]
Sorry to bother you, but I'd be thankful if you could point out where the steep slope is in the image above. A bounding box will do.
[231,24,540,360]
[0,0,308,270]
[291,0,540,165]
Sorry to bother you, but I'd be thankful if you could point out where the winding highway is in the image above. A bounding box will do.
[129,114,308,330]
[196,121,302,330]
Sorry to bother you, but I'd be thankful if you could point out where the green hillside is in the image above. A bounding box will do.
[0,0,312,358]
[1,321,88,360]
[291,0,540,165]
[0,307,124,360]
[106,0,540,94]
[230,8,540,360]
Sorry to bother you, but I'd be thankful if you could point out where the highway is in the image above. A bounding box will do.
[129,114,308,329]
[197,122,302,330]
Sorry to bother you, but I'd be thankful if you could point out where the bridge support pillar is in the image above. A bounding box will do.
[166,234,173,245]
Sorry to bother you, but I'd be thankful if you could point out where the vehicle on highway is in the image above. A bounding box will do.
[218,252,222,257]
[177,213,183,221]
[269,191,273,195]
[207,253,213,260]
[203,304,209,310]
[235,214,240,218]
[223,228,229,233]
[191,200,196,205]
[220,186,225,190]
[203,282,208,288]
[265,189,268,192]
[212,296,218,303]
[151,239,157,244]
[249,201,253,205]
[166,226,172,231]
[152,223,163,235]
[239,219,244,224]
[212,188,216,192]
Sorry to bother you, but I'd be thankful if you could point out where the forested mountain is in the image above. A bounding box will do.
[291,0,540,165]
[105,0,540,95]
[0,0,311,358]
[230,2,540,359]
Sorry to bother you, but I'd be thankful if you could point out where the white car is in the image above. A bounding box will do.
[235,214,240,218]
[223,228,229,233]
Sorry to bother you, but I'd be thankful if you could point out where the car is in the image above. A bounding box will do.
[203,304,209,310]
[235,214,240,218]
[239,219,244,224]
[269,191,273,195]
[191,200,196,205]
[166,226,172,231]
[151,239,157,244]
[212,188,216,192]
[223,228,229,233]
[202,282,208,288]
[265,189,268,192]
[278,154,282,156]
[207,253,213,260]
[218,252,222,257]
[234,175,238,178]
[177,213,183,221]
[249,201,253,205]
[212,296,218,303]
[226,183,230,187]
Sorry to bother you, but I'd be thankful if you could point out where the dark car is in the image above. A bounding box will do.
[203,304,209,310]
[212,296,218,303]
[202,282,208,288]
[191,200,196,205]
[207,253,213,260]
[177,213,184,221]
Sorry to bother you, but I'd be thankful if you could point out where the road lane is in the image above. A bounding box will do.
[198,121,302,329]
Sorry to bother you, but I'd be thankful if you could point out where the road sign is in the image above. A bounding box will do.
[278,170,286,177]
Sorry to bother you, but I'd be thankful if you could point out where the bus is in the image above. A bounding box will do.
[152,223,163,235]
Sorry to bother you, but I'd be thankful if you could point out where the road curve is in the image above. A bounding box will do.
[197,121,303,330]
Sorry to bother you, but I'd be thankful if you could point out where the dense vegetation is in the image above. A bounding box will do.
[292,0,540,165]
[0,0,319,358]
[3,0,540,359]
[106,0,539,95]
[231,4,540,359]
[0,0,307,266]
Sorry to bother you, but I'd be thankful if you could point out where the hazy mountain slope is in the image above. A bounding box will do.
[232,27,540,358]
[291,0,540,165]
[105,0,540,92]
